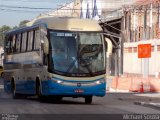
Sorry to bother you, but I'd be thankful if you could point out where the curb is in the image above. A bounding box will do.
[134,101,160,110]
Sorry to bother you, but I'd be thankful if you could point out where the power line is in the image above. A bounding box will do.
[0,8,49,13]
[0,5,53,10]
[0,0,73,3]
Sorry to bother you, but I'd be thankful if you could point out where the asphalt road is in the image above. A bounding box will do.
[0,78,160,120]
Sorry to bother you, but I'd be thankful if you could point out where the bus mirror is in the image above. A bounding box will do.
[40,27,47,36]
[105,38,112,57]
[42,36,49,54]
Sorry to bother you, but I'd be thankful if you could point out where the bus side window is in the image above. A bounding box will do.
[16,34,22,53]
[28,31,33,51]
[12,35,17,53]
[22,32,27,52]
[26,32,29,51]
[34,29,40,50]
[5,37,10,54]
[8,36,13,54]
[32,30,35,51]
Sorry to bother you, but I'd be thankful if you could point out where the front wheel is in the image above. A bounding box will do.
[50,96,63,103]
[36,81,45,101]
[11,81,19,99]
[85,96,92,104]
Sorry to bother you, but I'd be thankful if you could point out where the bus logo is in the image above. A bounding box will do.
[77,83,81,87]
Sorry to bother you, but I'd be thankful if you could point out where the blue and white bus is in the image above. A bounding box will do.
[4,17,106,104]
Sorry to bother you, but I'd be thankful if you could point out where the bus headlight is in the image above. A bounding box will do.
[57,80,63,84]
[51,78,63,84]
[95,79,105,84]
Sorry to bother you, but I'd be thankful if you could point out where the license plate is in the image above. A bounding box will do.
[74,89,84,93]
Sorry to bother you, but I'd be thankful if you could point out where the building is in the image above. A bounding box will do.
[123,0,160,78]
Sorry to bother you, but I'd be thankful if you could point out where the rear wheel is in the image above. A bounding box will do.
[1,72,3,78]
[85,96,92,104]
[36,79,45,101]
[11,80,19,99]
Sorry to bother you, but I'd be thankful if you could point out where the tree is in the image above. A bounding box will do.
[19,20,30,27]
[0,25,11,46]
[12,26,18,30]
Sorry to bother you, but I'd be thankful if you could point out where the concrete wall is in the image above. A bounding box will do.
[123,40,160,77]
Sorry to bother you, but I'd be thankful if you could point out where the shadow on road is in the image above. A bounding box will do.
[26,96,100,105]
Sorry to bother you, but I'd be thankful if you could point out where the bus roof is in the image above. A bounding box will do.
[28,16,103,31]
[6,17,103,35]
[30,17,102,31]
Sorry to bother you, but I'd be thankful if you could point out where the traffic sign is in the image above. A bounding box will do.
[138,44,151,58]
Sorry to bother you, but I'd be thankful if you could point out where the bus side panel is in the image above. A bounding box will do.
[4,77,36,95]
[15,80,36,95]
[3,71,14,93]
[4,80,12,93]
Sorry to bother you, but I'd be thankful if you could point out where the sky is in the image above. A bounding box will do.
[0,0,73,27]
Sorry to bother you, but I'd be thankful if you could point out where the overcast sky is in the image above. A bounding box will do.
[0,0,73,27]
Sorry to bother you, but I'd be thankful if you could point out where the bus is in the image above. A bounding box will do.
[3,17,106,104]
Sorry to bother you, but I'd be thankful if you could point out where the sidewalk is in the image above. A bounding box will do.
[106,75,160,109]
[134,93,160,98]
[134,93,160,110]
[107,92,160,110]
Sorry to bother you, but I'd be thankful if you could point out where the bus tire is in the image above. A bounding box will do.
[85,96,92,104]
[1,72,3,78]
[36,78,44,101]
[11,80,19,99]
[53,96,63,103]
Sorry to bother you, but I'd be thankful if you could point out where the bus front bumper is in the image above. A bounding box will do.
[41,80,106,97]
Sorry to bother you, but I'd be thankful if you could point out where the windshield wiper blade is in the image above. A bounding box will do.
[65,58,77,76]
[65,57,93,76]
[79,57,93,76]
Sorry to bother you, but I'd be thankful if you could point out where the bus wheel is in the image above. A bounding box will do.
[36,79,44,101]
[1,72,3,78]
[11,80,19,99]
[85,96,92,104]
[50,96,62,103]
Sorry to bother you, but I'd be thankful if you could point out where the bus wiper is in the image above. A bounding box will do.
[65,57,93,76]
[79,57,93,76]
[65,58,77,76]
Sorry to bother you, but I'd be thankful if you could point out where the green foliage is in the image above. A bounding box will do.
[0,20,30,47]
[0,25,11,47]
[19,20,30,27]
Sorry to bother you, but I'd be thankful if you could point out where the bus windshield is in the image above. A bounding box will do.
[49,31,105,77]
